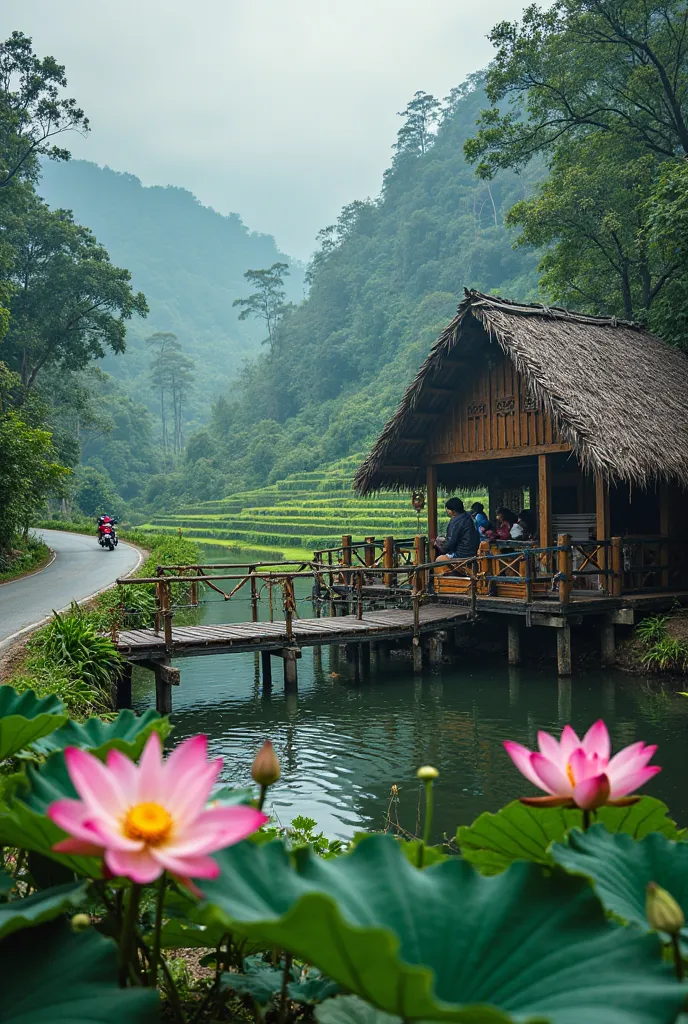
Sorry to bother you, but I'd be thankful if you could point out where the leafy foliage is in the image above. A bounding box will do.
[27,605,122,689]
[551,825,688,950]
[199,834,683,1023]
[0,686,67,761]
[30,707,170,760]
[0,880,87,940]
[456,797,681,875]
[0,920,159,1022]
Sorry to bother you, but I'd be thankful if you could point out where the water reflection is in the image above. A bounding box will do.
[132,548,688,840]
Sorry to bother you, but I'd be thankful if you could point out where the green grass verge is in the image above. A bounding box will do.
[0,536,52,583]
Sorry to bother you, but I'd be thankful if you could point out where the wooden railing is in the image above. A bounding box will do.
[112,536,688,650]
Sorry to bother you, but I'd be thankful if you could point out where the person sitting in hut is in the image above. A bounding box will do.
[435,498,480,562]
[517,509,537,541]
[470,501,490,538]
[495,507,523,540]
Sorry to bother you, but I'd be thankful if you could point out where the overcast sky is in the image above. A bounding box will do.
[3,1,526,259]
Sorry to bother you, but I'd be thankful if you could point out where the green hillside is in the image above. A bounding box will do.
[37,159,305,426]
[138,454,484,560]
[168,79,543,504]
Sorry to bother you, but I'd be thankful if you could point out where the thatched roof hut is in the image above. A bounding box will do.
[354,289,688,496]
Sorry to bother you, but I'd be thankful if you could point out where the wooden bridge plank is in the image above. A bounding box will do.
[114,605,472,658]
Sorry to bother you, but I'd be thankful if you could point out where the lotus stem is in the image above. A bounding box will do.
[119,883,142,987]
[671,933,685,981]
[278,952,293,1024]
[416,766,439,868]
[150,873,166,987]
[582,809,591,831]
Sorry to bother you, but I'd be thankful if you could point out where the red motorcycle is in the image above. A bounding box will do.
[97,517,118,551]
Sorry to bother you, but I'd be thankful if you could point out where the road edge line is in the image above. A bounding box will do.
[0,548,57,589]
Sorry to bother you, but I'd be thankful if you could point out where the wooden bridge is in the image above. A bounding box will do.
[112,535,688,714]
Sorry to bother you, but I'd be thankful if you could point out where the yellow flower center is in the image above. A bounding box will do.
[124,802,173,845]
[566,762,576,788]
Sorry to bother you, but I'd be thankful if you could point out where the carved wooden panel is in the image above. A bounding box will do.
[428,350,561,456]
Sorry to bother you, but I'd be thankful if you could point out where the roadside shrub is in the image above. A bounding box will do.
[28,604,122,690]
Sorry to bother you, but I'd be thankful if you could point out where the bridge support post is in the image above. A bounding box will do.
[154,661,178,715]
[556,624,572,676]
[601,623,616,666]
[359,642,370,677]
[283,648,299,692]
[261,650,272,690]
[117,661,132,710]
[412,636,423,673]
[507,622,521,666]
[313,645,322,672]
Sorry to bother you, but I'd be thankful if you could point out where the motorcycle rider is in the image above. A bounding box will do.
[97,514,118,545]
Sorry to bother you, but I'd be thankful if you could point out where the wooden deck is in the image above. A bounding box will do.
[116,604,472,660]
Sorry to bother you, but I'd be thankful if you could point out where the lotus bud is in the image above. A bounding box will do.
[417,765,439,781]
[252,740,281,787]
[646,882,685,934]
[70,913,91,933]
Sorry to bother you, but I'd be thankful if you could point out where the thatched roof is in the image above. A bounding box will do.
[354,289,688,495]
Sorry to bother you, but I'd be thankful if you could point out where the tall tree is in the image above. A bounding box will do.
[507,134,681,318]
[233,262,291,347]
[394,91,441,157]
[465,0,688,176]
[1,190,148,392]
[0,31,88,188]
[147,332,195,454]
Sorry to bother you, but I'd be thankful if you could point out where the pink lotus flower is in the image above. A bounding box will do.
[504,720,660,810]
[48,732,268,884]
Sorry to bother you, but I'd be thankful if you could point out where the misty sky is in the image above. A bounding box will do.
[3,1,527,259]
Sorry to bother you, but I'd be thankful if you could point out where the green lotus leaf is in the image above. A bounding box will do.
[0,754,101,876]
[352,832,449,867]
[0,881,87,940]
[289,972,340,1005]
[31,708,170,760]
[0,686,67,761]
[0,919,158,1022]
[199,833,683,1023]
[0,869,14,895]
[222,957,289,1007]
[551,825,688,949]
[316,996,400,1024]
[457,797,681,875]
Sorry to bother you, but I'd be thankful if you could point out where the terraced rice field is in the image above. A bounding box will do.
[138,455,485,560]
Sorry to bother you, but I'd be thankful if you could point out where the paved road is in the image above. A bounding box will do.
[0,529,142,647]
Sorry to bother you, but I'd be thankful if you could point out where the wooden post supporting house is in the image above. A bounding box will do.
[507,622,521,666]
[383,536,395,587]
[556,625,572,676]
[538,454,551,562]
[426,465,438,547]
[595,473,611,592]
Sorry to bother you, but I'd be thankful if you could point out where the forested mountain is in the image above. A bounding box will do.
[37,159,305,426]
[160,80,542,507]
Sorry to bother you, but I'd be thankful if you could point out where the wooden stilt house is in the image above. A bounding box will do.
[354,290,688,603]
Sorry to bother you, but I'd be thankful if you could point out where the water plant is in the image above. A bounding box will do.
[0,701,685,1023]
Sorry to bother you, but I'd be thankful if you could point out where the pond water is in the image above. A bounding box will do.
[132,548,688,841]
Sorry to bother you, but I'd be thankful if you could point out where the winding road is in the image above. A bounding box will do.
[0,529,142,648]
